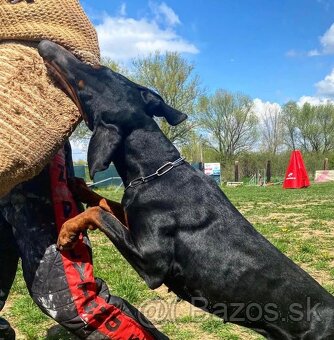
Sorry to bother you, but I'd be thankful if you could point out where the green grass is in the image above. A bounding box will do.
[2,182,334,339]
[92,238,157,303]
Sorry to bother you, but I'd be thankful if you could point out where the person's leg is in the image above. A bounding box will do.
[0,207,19,340]
[95,278,168,340]
[0,318,15,340]
[1,148,167,339]
[0,214,19,312]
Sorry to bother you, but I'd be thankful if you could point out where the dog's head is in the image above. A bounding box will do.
[38,40,187,177]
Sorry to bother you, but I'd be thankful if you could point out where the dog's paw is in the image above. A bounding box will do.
[57,224,80,251]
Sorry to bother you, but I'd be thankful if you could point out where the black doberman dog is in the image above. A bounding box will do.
[38,40,334,340]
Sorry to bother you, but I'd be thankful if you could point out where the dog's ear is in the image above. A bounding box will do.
[87,123,121,179]
[159,102,188,126]
[141,90,188,126]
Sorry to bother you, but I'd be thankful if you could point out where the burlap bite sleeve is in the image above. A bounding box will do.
[0,0,100,197]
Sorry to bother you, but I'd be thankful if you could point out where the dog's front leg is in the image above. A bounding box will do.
[68,178,127,224]
[95,210,165,289]
[57,198,130,251]
[57,205,162,288]
[57,206,102,250]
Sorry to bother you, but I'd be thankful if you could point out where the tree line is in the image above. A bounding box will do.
[72,52,334,179]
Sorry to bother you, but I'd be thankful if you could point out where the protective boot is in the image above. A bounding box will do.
[0,318,15,340]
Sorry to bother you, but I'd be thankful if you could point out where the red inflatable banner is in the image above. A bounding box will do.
[283,150,310,189]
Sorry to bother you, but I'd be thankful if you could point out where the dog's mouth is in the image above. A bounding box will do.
[44,60,89,125]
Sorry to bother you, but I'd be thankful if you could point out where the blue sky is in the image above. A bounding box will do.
[80,0,334,106]
[72,0,334,159]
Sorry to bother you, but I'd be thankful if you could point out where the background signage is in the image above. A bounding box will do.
[204,163,221,176]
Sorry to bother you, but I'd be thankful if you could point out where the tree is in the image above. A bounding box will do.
[282,101,299,150]
[298,103,334,153]
[282,101,334,153]
[197,90,258,163]
[132,51,203,144]
[180,132,219,163]
[260,104,284,154]
[319,104,334,152]
[180,132,204,162]
[300,103,323,152]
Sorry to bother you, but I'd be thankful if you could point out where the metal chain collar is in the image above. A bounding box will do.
[125,157,185,191]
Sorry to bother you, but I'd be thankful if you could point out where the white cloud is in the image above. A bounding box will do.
[152,2,181,26]
[293,67,334,104]
[95,3,198,62]
[254,96,333,114]
[320,23,334,54]
[297,95,333,106]
[291,70,334,105]
[307,49,321,57]
[253,98,281,119]
[287,22,334,57]
[286,49,321,58]
[304,22,334,56]
[285,49,300,58]
[252,76,334,110]
[315,68,334,96]
[119,3,127,16]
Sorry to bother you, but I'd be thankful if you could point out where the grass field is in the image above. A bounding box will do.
[2,182,334,339]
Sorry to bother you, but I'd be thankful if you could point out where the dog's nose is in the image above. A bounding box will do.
[38,40,88,123]
[38,40,55,59]
[38,40,84,85]
[38,40,73,65]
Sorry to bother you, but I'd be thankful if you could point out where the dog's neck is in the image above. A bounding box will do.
[113,125,181,187]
